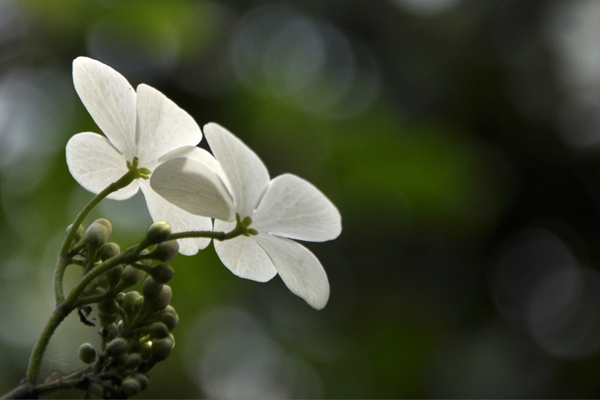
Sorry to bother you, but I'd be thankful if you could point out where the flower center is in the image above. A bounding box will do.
[126,158,151,180]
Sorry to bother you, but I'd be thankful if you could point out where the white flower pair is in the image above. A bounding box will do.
[66,57,341,309]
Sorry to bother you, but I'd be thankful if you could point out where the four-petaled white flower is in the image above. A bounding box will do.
[66,57,218,255]
[150,123,342,309]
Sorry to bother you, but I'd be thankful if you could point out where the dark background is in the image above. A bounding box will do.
[2,0,600,397]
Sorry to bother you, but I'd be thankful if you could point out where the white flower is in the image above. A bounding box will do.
[150,123,342,309]
[66,57,218,255]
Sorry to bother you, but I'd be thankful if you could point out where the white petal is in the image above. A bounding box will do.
[135,84,203,167]
[158,146,233,194]
[72,57,137,160]
[66,132,139,200]
[213,220,277,282]
[253,174,342,242]
[203,123,270,218]
[254,234,330,310]
[139,180,212,255]
[150,157,235,222]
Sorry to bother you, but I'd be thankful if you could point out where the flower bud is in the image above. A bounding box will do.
[157,310,178,331]
[98,243,120,261]
[149,240,179,262]
[66,224,85,243]
[120,377,141,397]
[85,223,108,248]
[122,291,141,314]
[142,277,163,300]
[78,343,96,364]
[132,373,149,391]
[151,285,172,311]
[105,338,127,358]
[93,218,113,237]
[150,264,174,284]
[146,221,171,244]
[132,296,144,316]
[147,322,169,339]
[151,338,173,361]
[164,305,176,314]
[122,353,142,370]
[105,323,118,341]
[139,340,153,359]
[119,265,145,289]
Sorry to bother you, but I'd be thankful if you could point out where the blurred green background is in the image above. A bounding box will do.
[3,0,600,397]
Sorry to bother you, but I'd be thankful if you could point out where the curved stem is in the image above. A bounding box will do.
[54,166,139,303]
[25,303,71,384]
[26,248,143,385]
[65,249,140,308]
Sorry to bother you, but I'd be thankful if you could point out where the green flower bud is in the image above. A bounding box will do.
[157,310,178,331]
[66,224,85,243]
[93,218,113,237]
[168,333,176,349]
[113,353,129,368]
[132,296,144,316]
[163,305,176,314]
[150,264,174,284]
[149,240,179,262]
[151,338,173,361]
[122,291,141,315]
[119,265,145,289]
[151,285,172,311]
[105,323,118,341]
[132,373,150,391]
[105,338,127,358]
[147,322,169,339]
[85,223,108,248]
[98,243,120,261]
[146,221,171,244]
[97,299,119,314]
[78,343,96,364]
[123,353,142,370]
[142,277,163,300]
[127,340,140,354]
[139,340,153,359]
[120,377,141,397]
[247,228,258,236]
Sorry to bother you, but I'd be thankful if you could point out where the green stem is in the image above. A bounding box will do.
[85,245,98,274]
[25,303,71,384]
[167,225,248,242]
[65,249,140,308]
[54,166,139,303]
[26,248,143,385]
[76,291,113,307]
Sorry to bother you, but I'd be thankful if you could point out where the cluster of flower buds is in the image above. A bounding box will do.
[77,273,177,397]
[69,220,180,398]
